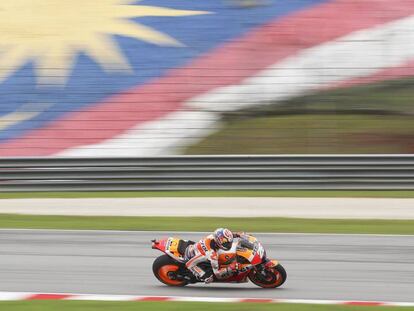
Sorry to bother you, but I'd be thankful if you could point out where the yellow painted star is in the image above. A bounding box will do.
[0,0,209,84]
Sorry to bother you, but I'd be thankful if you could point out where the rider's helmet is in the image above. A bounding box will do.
[213,228,234,251]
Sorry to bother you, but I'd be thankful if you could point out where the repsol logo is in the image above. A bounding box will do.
[200,241,209,253]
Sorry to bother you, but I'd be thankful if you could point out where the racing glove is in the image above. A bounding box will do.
[233,231,246,238]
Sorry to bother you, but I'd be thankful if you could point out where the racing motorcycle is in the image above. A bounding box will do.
[151,234,287,288]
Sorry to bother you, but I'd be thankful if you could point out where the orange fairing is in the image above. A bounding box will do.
[152,238,182,257]
[234,235,265,266]
[218,253,236,266]
[236,246,253,260]
[166,238,182,258]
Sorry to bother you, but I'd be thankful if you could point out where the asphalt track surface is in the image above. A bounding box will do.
[0,230,413,302]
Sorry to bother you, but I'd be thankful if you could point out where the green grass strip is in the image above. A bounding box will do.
[1,214,413,235]
[0,301,413,311]
[2,190,414,199]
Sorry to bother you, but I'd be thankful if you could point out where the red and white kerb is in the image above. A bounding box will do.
[0,292,413,306]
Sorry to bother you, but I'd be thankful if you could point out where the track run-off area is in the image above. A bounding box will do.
[0,230,413,303]
[1,197,414,219]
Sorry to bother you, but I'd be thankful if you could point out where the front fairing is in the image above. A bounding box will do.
[236,235,265,266]
[215,235,267,283]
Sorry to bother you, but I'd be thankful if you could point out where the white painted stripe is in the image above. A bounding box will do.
[64,294,137,301]
[58,15,414,157]
[188,14,414,112]
[277,299,341,305]
[0,292,32,301]
[57,110,219,157]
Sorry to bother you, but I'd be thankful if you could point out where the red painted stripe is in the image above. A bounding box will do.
[241,298,274,303]
[26,293,73,300]
[2,0,414,156]
[137,296,172,302]
[343,301,385,306]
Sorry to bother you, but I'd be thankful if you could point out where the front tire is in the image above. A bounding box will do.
[152,255,188,287]
[248,264,287,288]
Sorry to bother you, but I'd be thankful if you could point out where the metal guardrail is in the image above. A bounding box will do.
[1,155,414,191]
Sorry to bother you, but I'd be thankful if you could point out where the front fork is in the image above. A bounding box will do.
[252,258,277,278]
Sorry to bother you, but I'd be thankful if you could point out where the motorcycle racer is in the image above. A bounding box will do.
[152,231,287,288]
[184,228,243,283]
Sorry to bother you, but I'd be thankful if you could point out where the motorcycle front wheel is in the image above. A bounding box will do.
[248,264,287,288]
[152,255,188,287]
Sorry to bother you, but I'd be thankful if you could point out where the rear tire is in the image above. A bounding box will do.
[152,255,188,287]
[248,264,287,288]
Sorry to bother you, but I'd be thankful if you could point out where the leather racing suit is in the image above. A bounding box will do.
[184,232,242,282]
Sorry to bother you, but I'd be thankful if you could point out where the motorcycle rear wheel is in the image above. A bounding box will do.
[152,255,188,287]
[248,264,287,288]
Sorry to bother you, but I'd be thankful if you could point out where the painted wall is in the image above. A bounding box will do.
[0,0,413,156]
